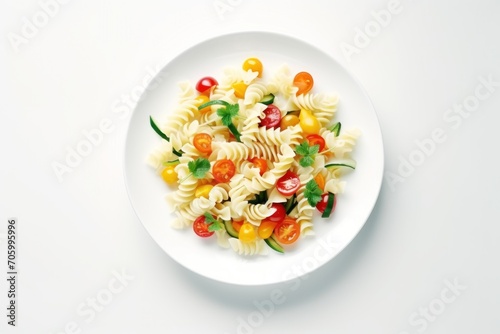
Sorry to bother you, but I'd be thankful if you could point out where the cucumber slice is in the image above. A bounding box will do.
[163,159,179,166]
[224,220,239,238]
[265,236,284,254]
[259,94,275,105]
[325,159,356,170]
[321,192,335,218]
[285,194,297,214]
[329,122,341,136]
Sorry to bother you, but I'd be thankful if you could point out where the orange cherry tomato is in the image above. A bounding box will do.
[307,134,326,152]
[232,220,243,232]
[212,159,236,183]
[280,114,300,131]
[314,173,325,191]
[274,218,300,244]
[258,219,278,239]
[249,157,268,175]
[293,71,314,95]
[193,133,212,154]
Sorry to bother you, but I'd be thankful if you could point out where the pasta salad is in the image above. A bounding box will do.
[147,57,360,256]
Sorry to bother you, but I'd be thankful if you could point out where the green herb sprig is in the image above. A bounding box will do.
[198,100,241,142]
[295,141,320,167]
[304,179,322,207]
[204,212,223,232]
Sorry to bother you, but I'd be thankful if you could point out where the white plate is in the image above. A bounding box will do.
[123,31,384,286]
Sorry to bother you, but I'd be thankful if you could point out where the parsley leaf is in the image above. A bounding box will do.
[199,100,241,141]
[204,212,223,232]
[296,141,319,167]
[304,179,323,207]
[187,158,211,179]
[217,104,239,126]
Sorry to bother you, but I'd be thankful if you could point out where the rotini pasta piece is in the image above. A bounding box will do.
[228,238,269,256]
[168,162,199,210]
[323,128,361,159]
[244,82,268,105]
[177,81,196,102]
[292,92,339,127]
[215,229,231,248]
[146,141,175,171]
[168,120,200,151]
[239,103,267,145]
[266,64,298,97]
[242,204,275,226]
[269,144,295,180]
[208,183,231,203]
[293,166,315,236]
[220,66,259,87]
[161,99,198,135]
[212,202,232,221]
[211,142,281,162]
[253,126,301,147]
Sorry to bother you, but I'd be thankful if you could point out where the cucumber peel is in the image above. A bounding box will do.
[224,220,239,238]
[265,236,284,254]
[325,159,356,170]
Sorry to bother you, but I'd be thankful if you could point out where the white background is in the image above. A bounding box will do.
[1,0,499,333]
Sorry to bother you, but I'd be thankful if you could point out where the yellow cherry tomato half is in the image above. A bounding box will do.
[293,71,314,95]
[299,109,321,135]
[280,114,300,131]
[194,95,211,113]
[195,184,213,199]
[161,165,178,184]
[232,81,248,99]
[242,57,263,77]
[258,219,278,239]
[239,222,256,243]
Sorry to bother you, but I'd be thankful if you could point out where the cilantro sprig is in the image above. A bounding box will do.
[204,212,223,232]
[295,141,320,167]
[179,158,210,183]
[198,100,241,142]
[304,179,323,207]
[150,116,183,157]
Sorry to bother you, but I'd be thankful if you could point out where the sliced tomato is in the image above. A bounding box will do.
[307,134,325,152]
[196,76,218,93]
[274,218,300,244]
[276,171,300,196]
[259,105,282,129]
[249,157,268,175]
[193,215,214,237]
[212,159,236,183]
[293,71,314,95]
[316,193,337,215]
[267,203,286,222]
[193,133,212,154]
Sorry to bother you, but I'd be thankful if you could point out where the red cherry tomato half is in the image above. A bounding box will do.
[274,218,300,244]
[267,203,286,222]
[306,134,326,152]
[316,193,337,214]
[193,215,214,237]
[276,171,300,196]
[259,105,282,129]
[193,133,212,154]
[249,157,268,175]
[196,76,218,93]
[212,159,236,183]
[293,71,314,95]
